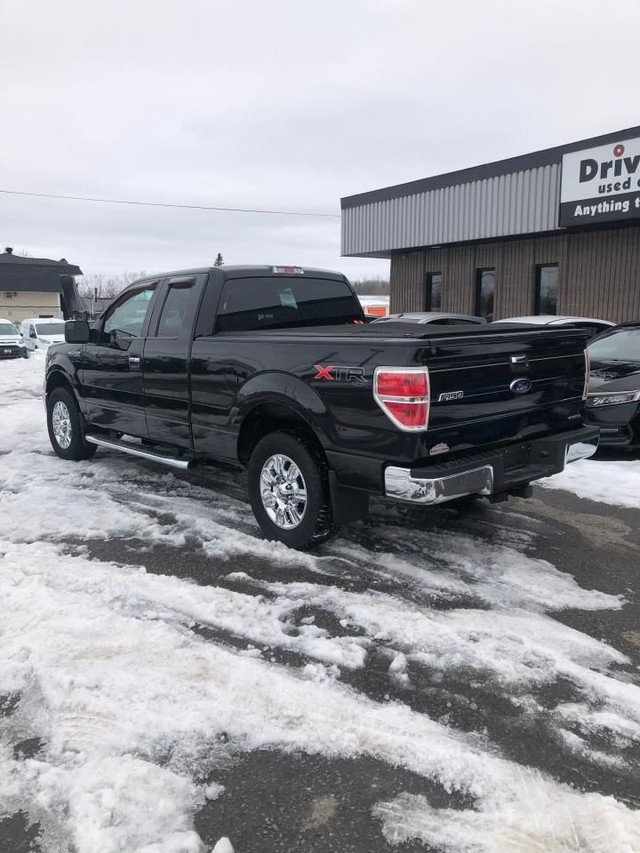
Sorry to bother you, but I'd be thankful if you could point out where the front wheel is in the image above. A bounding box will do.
[47,387,97,461]
[247,431,335,550]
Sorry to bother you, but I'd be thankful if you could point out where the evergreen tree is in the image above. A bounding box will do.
[214,253,224,267]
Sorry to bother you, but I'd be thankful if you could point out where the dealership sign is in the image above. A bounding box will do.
[560,137,640,226]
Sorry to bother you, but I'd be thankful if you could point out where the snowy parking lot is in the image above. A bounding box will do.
[2,356,640,853]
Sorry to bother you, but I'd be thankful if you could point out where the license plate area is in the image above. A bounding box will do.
[502,442,530,471]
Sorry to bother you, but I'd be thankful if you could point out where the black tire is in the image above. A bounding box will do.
[247,431,336,549]
[47,387,97,461]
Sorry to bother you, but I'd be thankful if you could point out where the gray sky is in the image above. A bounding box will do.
[1,0,639,282]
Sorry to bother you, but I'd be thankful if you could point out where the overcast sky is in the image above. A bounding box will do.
[1,0,639,282]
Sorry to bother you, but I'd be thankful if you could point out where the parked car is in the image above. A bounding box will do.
[493,315,614,340]
[20,318,66,351]
[45,264,597,549]
[372,312,486,326]
[0,318,28,359]
[585,323,640,447]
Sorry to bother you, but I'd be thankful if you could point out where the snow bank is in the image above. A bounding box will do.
[541,458,640,509]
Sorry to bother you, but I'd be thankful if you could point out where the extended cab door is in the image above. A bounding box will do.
[143,274,204,448]
[81,282,158,436]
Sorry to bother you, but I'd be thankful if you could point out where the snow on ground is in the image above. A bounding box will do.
[1,356,640,852]
[541,457,640,509]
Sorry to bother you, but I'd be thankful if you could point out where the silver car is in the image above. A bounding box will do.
[371,312,486,326]
[493,315,614,339]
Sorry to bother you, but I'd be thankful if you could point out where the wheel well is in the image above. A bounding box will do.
[237,402,325,464]
[46,371,73,396]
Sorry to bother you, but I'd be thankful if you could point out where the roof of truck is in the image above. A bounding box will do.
[129,265,347,283]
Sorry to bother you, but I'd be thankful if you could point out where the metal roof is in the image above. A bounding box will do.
[341,125,640,258]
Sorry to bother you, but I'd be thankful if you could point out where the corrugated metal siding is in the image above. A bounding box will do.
[342,164,561,256]
[389,226,640,323]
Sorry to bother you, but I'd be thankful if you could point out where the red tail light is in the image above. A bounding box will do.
[374,367,430,431]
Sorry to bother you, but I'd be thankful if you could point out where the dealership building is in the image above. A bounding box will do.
[341,125,640,322]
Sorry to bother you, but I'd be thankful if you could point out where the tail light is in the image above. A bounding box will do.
[374,367,430,431]
[272,266,304,275]
[583,349,590,400]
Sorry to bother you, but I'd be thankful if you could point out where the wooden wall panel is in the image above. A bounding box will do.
[389,225,640,322]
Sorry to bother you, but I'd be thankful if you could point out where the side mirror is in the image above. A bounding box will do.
[65,320,91,344]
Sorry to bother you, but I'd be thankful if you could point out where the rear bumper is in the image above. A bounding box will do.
[384,426,600,505]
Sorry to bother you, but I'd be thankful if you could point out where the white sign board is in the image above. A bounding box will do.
[560,136,640,226]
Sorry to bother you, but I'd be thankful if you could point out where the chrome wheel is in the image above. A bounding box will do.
[51,400,72,449]
[260,453,308,530]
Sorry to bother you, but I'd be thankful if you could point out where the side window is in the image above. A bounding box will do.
[475,268,495,321]
[155,281,194,337]
[425,272,442,311]
[534,264,558,315]
[103,286,156,341]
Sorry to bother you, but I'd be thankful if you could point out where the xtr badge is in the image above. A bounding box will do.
[313,365,367,384]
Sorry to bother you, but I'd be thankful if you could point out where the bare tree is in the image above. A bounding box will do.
[77,271,149,299]
[350,276,390,295]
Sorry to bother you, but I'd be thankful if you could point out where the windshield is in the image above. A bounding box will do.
[588,328,640,363]
[0,322,19,335]
[36,322,66,336]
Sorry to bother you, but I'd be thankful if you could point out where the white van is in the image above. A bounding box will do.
[20,318,67,351]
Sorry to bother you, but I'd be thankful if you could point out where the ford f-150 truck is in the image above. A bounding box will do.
[45,265,599,548]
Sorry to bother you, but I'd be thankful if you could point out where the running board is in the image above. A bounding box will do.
[85,434,194,470]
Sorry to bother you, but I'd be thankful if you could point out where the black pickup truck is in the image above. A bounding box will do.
[45,265,599,548]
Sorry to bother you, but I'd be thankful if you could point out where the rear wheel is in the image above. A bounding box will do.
[248,431,335,549]
[47,387,97,461]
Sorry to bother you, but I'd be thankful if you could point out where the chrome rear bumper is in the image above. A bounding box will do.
[384,427,599,505]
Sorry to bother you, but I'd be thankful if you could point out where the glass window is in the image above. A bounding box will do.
[0,322,18,335]
[215,277,363,332]
[156,282,193,337]
[426,272,442,311]
[103,286,156,341]
[588,328,640,363]
[35,322,65,336]
[475,269,495,320]
[535,265,558,315]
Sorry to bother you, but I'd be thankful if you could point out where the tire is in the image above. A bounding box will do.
[47,387,97,461]
[247,431,335,549]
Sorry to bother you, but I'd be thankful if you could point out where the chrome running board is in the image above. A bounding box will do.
[85,434,193,470]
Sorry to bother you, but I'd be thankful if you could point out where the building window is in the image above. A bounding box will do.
[475,268,495,320]
[426,272,442,311]
[535,264,558,315]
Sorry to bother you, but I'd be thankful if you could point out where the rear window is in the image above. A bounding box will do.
[215,277,363,332]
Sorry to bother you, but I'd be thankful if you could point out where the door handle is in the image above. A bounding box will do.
[128,356,141,370]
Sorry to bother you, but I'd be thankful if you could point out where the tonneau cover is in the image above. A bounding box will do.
[240,322,587,341]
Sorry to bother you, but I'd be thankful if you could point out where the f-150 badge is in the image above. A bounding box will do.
[437,390,464,402]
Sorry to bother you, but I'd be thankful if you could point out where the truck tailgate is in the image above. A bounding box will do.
[422,328,587,455]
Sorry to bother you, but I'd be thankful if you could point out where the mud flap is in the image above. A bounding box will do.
[328,472,369,525]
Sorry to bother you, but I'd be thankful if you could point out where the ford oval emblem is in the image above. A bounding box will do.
[510,378,532,395]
